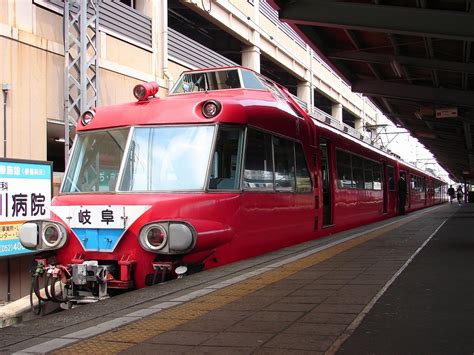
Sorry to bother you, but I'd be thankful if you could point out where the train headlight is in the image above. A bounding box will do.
[19,221,67,251]
[202,100,222,118]
[142,224,168,250]
[81,109,95,126]
[42,223,61,248]
[139,222,196,254]
[133,82,159,101]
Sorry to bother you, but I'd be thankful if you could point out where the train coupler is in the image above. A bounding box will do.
[69,261,109,302]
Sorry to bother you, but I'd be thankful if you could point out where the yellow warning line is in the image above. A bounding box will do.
[52,217,411,355]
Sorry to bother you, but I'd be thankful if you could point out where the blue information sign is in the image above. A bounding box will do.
[0,159,52,257]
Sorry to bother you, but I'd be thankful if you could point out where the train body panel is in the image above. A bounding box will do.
[19,67,447,304]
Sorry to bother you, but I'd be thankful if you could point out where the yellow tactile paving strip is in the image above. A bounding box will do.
[52,217,413,355]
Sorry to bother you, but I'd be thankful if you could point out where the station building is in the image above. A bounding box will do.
[0,0,379,302]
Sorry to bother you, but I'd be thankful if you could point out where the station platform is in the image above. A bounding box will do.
[1,202,472,354]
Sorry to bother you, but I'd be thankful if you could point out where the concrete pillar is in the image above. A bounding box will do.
[241,45,261,73]
[331,103,343,123]
[355,117,364,131]
[297,81,311,111]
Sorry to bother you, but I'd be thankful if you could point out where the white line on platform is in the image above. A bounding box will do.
[325,218,448,355]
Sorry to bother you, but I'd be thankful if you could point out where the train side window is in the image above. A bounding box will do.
[336,150,352,188]
[243,129,274,190]
[410,174,417,191]
[273,137,295,192]
[387,165,395,191]
[295,143,312,192]
[352,155,364,189]
[373,162,382,190]
[208,126,244,190]
[363,160,373,190]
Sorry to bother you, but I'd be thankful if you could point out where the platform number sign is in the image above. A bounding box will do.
[0,159,52,257]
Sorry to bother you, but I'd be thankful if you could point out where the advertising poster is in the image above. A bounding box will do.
[0,159,52,257]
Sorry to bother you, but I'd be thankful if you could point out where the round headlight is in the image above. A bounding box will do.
[81,110,95,126]
[42,224,61,248]
[133,82,159,101]
[202,100,222,118]
[145,225,167,250]
[133,84,147,100]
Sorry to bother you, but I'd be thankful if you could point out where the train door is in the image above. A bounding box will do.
[387,165,396,214]
[400,170,409,210]
[320,138,332,226]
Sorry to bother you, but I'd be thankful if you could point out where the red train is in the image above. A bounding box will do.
[19,66,447,307]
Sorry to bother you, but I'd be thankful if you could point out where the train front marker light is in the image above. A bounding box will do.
[141,224,168,251]
[133,82,159,101]
[41,223,67,249]
[19,223,39,249]
[81,110,95,126]
[42,224,60,248]
[202,100,221,118]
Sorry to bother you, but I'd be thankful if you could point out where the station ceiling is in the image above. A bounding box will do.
[271,0,474,183]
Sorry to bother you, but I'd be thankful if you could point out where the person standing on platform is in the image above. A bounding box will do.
[447,185,455,204]
[456,185,463,206]
[398,173,408,215]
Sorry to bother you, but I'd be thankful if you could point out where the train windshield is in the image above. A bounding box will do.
[170,68,267,94]
[62,129,129,193]
[119,125,215,191]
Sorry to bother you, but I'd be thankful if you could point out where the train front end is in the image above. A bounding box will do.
[17,70,247,306]
[19,122,214,304]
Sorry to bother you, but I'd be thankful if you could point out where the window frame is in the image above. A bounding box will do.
[336,148,384,191]
[207,124,246,192]
[242,127,312,194]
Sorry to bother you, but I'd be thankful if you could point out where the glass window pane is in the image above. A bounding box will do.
[120,126,215,191]
[241,69,266,90]
[337,149,351,165]
[336,150,352,188]
[209,126,244,190]
[352,155,363,169]
[171,69,241,93]
[273,137,295,192]
[388,165,395,191]
[364,169,373,189]
[351,155,364,189]
[62,129,129,193]
[295,143,312,192]
[373,162,382,190]
[352,167,364,189]
[243,129,274,190]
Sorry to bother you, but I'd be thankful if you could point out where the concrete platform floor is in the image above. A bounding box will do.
[0,203,468,354]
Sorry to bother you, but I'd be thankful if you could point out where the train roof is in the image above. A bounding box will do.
[76,66,444,183]
[76,67,307,139]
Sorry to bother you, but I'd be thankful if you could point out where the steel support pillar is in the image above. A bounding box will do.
[64,0,100,164]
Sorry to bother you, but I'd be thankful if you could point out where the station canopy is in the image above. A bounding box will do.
[271,0,474,183]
